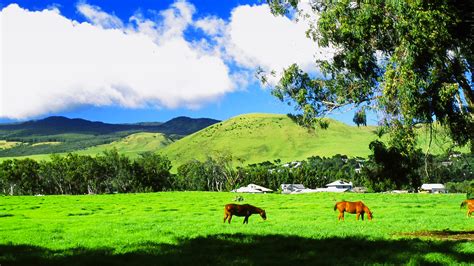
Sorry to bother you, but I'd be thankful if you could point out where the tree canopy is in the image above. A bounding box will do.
[266,0,473,152]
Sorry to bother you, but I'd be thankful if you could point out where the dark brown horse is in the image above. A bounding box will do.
[334,201,373,221]
[461,199,474,217]
[224,204,266,224]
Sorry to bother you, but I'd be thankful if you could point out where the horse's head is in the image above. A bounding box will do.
[260,210,267,220]
[367,211,373,220]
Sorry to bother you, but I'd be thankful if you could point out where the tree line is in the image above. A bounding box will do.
[1,149,472,195]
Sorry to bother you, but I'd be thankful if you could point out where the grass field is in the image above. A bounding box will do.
[1,192,473,265]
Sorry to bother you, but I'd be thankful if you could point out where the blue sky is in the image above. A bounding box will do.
[0,0,373,125]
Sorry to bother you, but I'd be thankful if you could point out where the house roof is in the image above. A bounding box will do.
[421,184,446,190]
[326,180,353,187]
[281,184,306,190]
[232,184,273,193]
[247,184,273,192]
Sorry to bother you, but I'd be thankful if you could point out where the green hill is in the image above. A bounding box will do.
[0,132,172,162]
[159,113,379,168]
[0,116,218,157]
[76,132,173,158]
[1,113,468,166]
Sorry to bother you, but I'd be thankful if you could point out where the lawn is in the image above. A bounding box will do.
[0,192,473,265]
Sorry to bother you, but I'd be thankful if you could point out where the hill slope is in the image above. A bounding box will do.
[0,116,219,157]
[160,113,379,168]
[0,116,219,137]
[76,132,173,158]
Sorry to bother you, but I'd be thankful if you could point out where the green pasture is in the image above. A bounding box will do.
[0,192,472,265]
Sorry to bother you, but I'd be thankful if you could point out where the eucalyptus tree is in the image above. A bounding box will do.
[266,0,473,153]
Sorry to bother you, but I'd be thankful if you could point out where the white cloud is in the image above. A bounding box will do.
[0,3,233,120]
[0,1,335,120]
[195,16,226,36]
[225,3,334,84]
[77,3,123,29]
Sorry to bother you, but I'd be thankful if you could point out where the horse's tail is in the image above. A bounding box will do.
[334,203,338,211]
[461,200,467,209]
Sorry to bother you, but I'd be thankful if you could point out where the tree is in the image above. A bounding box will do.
[362,140,422,192]
[133,152,172,192]
[266,0,473,152]
[353,109,367,127]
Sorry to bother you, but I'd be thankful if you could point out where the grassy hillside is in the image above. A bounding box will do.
[1,113,468,165]
[0,132,172,162]
[160,113,379,168]
[0,116,218,157]
[77,132,173,158]
[0,192,472,265]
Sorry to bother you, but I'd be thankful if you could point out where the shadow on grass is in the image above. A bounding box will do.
[1,234,473,265]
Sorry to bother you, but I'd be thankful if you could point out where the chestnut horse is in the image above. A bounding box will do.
[334,201,373,221]
[224,204,266,224]
[460,199,474,217]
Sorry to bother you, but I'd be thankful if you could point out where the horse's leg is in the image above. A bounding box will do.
[339,211,344,221]
[243,216,249,224]
[356,213,360,221]
[228,214,233,224]
[337,211,342,221]
[224,213,228,223]
[361,213,364,221]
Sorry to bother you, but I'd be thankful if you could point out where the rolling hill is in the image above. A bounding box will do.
[160,113,469,169]
[0,116,219,137]
[76,132,173,158]
[159,113,379,168]
[1,113,467,166]
[0,116,219,157]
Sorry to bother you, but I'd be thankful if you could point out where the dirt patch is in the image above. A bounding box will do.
[398,230,474,241]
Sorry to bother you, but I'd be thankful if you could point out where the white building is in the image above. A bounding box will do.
[325,180,353,192]
[420,184,447,193]
[281,180,353,194]
[232,184,273,193]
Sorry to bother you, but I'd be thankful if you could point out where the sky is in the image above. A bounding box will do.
[0,0,374,125]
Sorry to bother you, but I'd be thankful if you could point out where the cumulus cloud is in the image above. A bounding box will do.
[195,16,226,36]
[0,0,334,120]
[0,2,233,120]
[77,3,123,29]
[225,2,334,84]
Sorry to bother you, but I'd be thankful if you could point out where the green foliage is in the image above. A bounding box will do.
[363,140,422,192]
[266,0,473,152]
[0,192,472,265]
[0,150,173,195]
[353,109,367,127]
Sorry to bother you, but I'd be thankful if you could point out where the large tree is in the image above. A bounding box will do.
[266,0,473,153]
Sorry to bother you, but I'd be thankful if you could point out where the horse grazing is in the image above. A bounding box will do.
[224,204,266,224]
[460,199,474,217]
[334,201,373,221]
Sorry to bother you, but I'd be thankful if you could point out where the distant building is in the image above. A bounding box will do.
[325,180,353,192]
[282,180,353,194]
[231,184,273,193]
[281,184,307,194]
[420,184,447,193]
